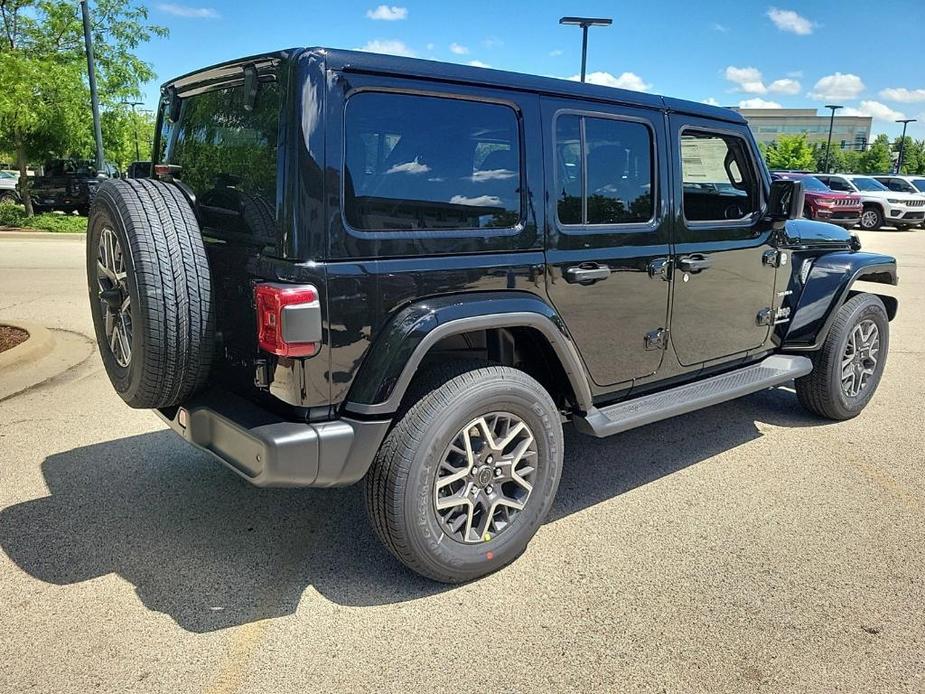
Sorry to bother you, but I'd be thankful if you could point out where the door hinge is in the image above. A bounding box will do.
[762,249,789,268]
[644,328,668,351]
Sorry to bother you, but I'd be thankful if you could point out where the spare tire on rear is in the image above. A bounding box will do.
[87,179,214,408]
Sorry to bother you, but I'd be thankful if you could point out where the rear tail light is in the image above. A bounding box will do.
[254,283,322,358]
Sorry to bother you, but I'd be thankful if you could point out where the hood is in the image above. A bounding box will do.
[805,190,858,201]
[783,218,854,247]
[859,189,919,201]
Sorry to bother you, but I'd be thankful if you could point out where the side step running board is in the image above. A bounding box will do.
[574,355,813,438]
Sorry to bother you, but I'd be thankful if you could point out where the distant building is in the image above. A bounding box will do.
[733,108,873,151]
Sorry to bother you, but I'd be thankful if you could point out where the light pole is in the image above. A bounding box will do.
[895,118,917,174]
[824,104,843,173]
[122,100,144,162]
[559,16,612,82]
[80,0,105,171]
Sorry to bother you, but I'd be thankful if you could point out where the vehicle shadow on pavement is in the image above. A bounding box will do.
[0,385,827,633]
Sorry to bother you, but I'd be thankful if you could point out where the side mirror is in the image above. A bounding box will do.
[767,179,804,222]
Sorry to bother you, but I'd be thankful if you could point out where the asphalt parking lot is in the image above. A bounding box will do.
[0,230,922,693]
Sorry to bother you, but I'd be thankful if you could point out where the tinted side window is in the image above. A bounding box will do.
[827,177,851,192]
[555,114,654,226]
[681,131,758,222]
[165,80,280,239]
[344,93,522,231]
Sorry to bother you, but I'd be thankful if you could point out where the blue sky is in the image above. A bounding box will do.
[138,0,925,138]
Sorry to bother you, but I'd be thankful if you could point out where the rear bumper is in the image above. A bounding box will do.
[157,390,390,488]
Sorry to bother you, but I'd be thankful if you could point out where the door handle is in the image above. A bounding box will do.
[564,264,610,284]
[677,254,712,274]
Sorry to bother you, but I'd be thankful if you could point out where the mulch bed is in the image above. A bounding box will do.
[0,324,29,353]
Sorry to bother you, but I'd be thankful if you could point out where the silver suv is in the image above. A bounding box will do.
[816,173,925,230]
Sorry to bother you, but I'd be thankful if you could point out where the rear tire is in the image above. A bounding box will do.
[795,293,889,420]
[365,361,564,582]
[87,179,214,408]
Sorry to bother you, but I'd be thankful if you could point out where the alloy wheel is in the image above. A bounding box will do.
[96,227,133,367]
[433,412,538,544]
[841,319,879,398]
[860,209,879,230]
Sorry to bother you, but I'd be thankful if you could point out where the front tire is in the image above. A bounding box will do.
[860,205,884,231]
[365,361,564,583]
[795,293,889,420]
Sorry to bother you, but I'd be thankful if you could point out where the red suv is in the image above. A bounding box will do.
[773,172,862,229]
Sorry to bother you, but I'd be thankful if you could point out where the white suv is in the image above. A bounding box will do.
[816,173,925,230]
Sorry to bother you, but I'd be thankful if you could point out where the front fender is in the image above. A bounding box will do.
[344,291,592,416]
[783,251,897,351]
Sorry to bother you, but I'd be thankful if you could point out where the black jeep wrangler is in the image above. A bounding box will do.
[87,48,898,583]
[32,159,111,215]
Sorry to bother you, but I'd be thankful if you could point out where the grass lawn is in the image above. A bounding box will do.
[0,202,87,233]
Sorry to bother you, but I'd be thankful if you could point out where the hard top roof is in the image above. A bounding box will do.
[161,47,746,125]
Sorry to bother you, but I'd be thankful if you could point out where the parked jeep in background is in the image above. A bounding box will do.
[86,48,898,582]
[0,171,19,203]
[873,175,925,215]
[31,159,117,215]
[772,172,861,229]
[816,173,925,230]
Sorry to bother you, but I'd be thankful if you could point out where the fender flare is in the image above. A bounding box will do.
[343,291,593,416]
[783,251,898,351]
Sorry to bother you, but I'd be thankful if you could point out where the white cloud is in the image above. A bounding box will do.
[472,168,516,182]
[570,71,652,92]
[426,42,435,51]
[879,87,925,103]
[482,36,503,48]
[769,78,801,95]
[767,7,814,35]
[356,39,416,57]
[387,160,430,175]
[703,97,721,106]
[787,70,804,78]
[449,42,469,55]
[712,23,729,32]
[725,66,767,94]
[156,3,219,18]
[842,101,906,122]
[739,98,782,109]
[365,5,407,20]
[549,49,564,57]
[809,72,865,100]
[450,195,502,207]
[467,60,491,69]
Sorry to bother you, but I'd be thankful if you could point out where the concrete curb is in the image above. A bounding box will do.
[0,321,56,371]
[0,229,86,239]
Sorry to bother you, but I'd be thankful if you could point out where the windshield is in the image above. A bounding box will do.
[797,176,830,192]
[911,178,925,193]
[852,177,889,192]
[0,171,15,179]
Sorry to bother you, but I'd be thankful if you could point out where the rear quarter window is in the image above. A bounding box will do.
[343,92,523,232]
[161,79,281,241]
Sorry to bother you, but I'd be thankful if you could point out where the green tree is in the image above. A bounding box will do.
[762,134,816,171]
[892,136,923,175]
[101,106,155,170]
[858,134,893,174]
[0,1,166,214]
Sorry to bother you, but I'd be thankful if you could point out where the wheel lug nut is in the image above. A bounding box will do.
[485,485,493,494]
[494,468,502,478]
[486,456,493,464]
